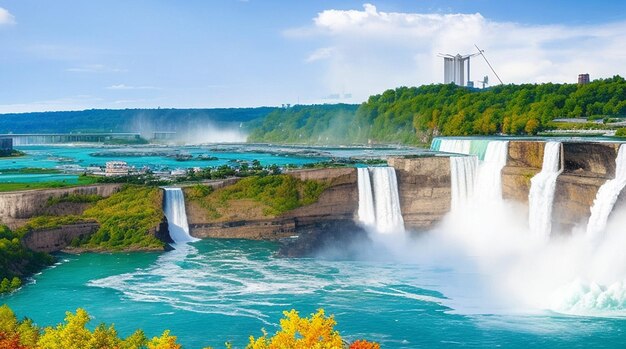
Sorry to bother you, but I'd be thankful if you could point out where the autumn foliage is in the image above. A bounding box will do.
[0,305,380,349]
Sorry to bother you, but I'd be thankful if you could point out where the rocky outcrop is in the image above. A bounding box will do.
[0,184,122,229]
[501,141,545,203]
[388,156,451,230]
[186,168,358,246]
[21,222,99,253]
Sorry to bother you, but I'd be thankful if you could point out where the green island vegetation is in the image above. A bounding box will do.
[0,305,379,349]
[17,186,165,252]
[0,226,53,294]
[75,186,165,251]
[0,150,26,158]
[248,76,626,145]
[185,174,329,220]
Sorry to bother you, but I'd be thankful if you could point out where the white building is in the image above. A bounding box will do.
[105,161,129,176]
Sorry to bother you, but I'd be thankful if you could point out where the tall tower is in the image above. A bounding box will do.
[443,54,470,86]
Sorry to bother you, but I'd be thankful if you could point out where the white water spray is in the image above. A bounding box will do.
[163,188,198,243]
[356,167,404,234]
[528,142,562,239]
[586,144,626,238]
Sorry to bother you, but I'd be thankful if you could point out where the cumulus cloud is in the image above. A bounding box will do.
[291,3,626,102]
[0,7,15,25]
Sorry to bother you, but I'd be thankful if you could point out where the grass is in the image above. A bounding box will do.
[185,174,330,221]
[0,168,62,174]
[0,176,99,192]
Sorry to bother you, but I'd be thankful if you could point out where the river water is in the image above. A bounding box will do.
[4,239,626,349]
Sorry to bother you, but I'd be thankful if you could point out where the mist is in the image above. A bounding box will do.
[130,113,248,144]
[321,197,626,317]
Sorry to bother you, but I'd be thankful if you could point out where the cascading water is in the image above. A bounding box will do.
[357,168,376,227]
[449,155,478,211]
[473,141,509,203]
[439,139,472,156]
[163,188,198,243]
[528,142,562,239]
[586,144,626,238]
[356,167,404,234]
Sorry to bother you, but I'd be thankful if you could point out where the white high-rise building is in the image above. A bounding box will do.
[443,54,471,86]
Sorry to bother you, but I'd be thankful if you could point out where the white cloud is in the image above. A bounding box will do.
[0,7,15,25]
[67,64,127,73]
[291,3,626,102]
[106,84,158,90]
[0,95,103,114]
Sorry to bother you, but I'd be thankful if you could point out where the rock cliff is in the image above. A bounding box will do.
[388,156,451,230]
[0,184,122,229]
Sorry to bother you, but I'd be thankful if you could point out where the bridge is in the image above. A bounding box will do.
[1,132,142,145]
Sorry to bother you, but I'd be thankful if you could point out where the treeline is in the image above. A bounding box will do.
[248,76,626,145]
[0,226,53,294]
[0,306,379,349]
[0,108,276,134]
[247,104,359,144]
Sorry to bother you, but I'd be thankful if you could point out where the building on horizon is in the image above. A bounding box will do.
[578,73,590,85]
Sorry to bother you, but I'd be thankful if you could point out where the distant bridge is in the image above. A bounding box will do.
[0,132,142,145]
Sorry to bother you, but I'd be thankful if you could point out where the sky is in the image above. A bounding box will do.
[1,0,626,113]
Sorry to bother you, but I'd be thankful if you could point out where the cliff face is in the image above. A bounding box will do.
[552,142,619,232]
[186,168,359,245]
[501,141,545,204]
[21,222,99,253]
[388,156,451,230]
[0,184,122,229]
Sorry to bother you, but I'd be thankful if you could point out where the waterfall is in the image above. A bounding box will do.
[473,141,509,203]
[163,188,198,243]
[356,167,404,234]
[357,168,376,227]
[449,156,478,211]
[528,142,562,239]
[439,139,472,155]
[586,144,626,238]
[437,138,492,160]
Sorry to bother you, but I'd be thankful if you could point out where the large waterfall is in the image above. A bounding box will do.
[586,144,626,238]
[448,140,509,211]
[163,188,198,243]
[528,142,562,239]
[357,167,404,234]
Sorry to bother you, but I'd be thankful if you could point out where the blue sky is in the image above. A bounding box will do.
[1,1,626,112]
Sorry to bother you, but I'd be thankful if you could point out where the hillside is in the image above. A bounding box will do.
[0,107,277,134]
[249,76,626,145]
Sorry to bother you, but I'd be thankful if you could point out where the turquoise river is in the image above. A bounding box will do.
[3,239,626,349]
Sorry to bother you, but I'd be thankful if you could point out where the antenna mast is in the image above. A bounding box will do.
[474,44,503,85]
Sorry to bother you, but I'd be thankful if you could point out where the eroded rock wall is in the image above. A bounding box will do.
[0,184,122,229]
[388,156,451,230]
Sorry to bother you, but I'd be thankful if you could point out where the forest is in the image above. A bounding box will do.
[0,108,276,134]
[248,76,626,145]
